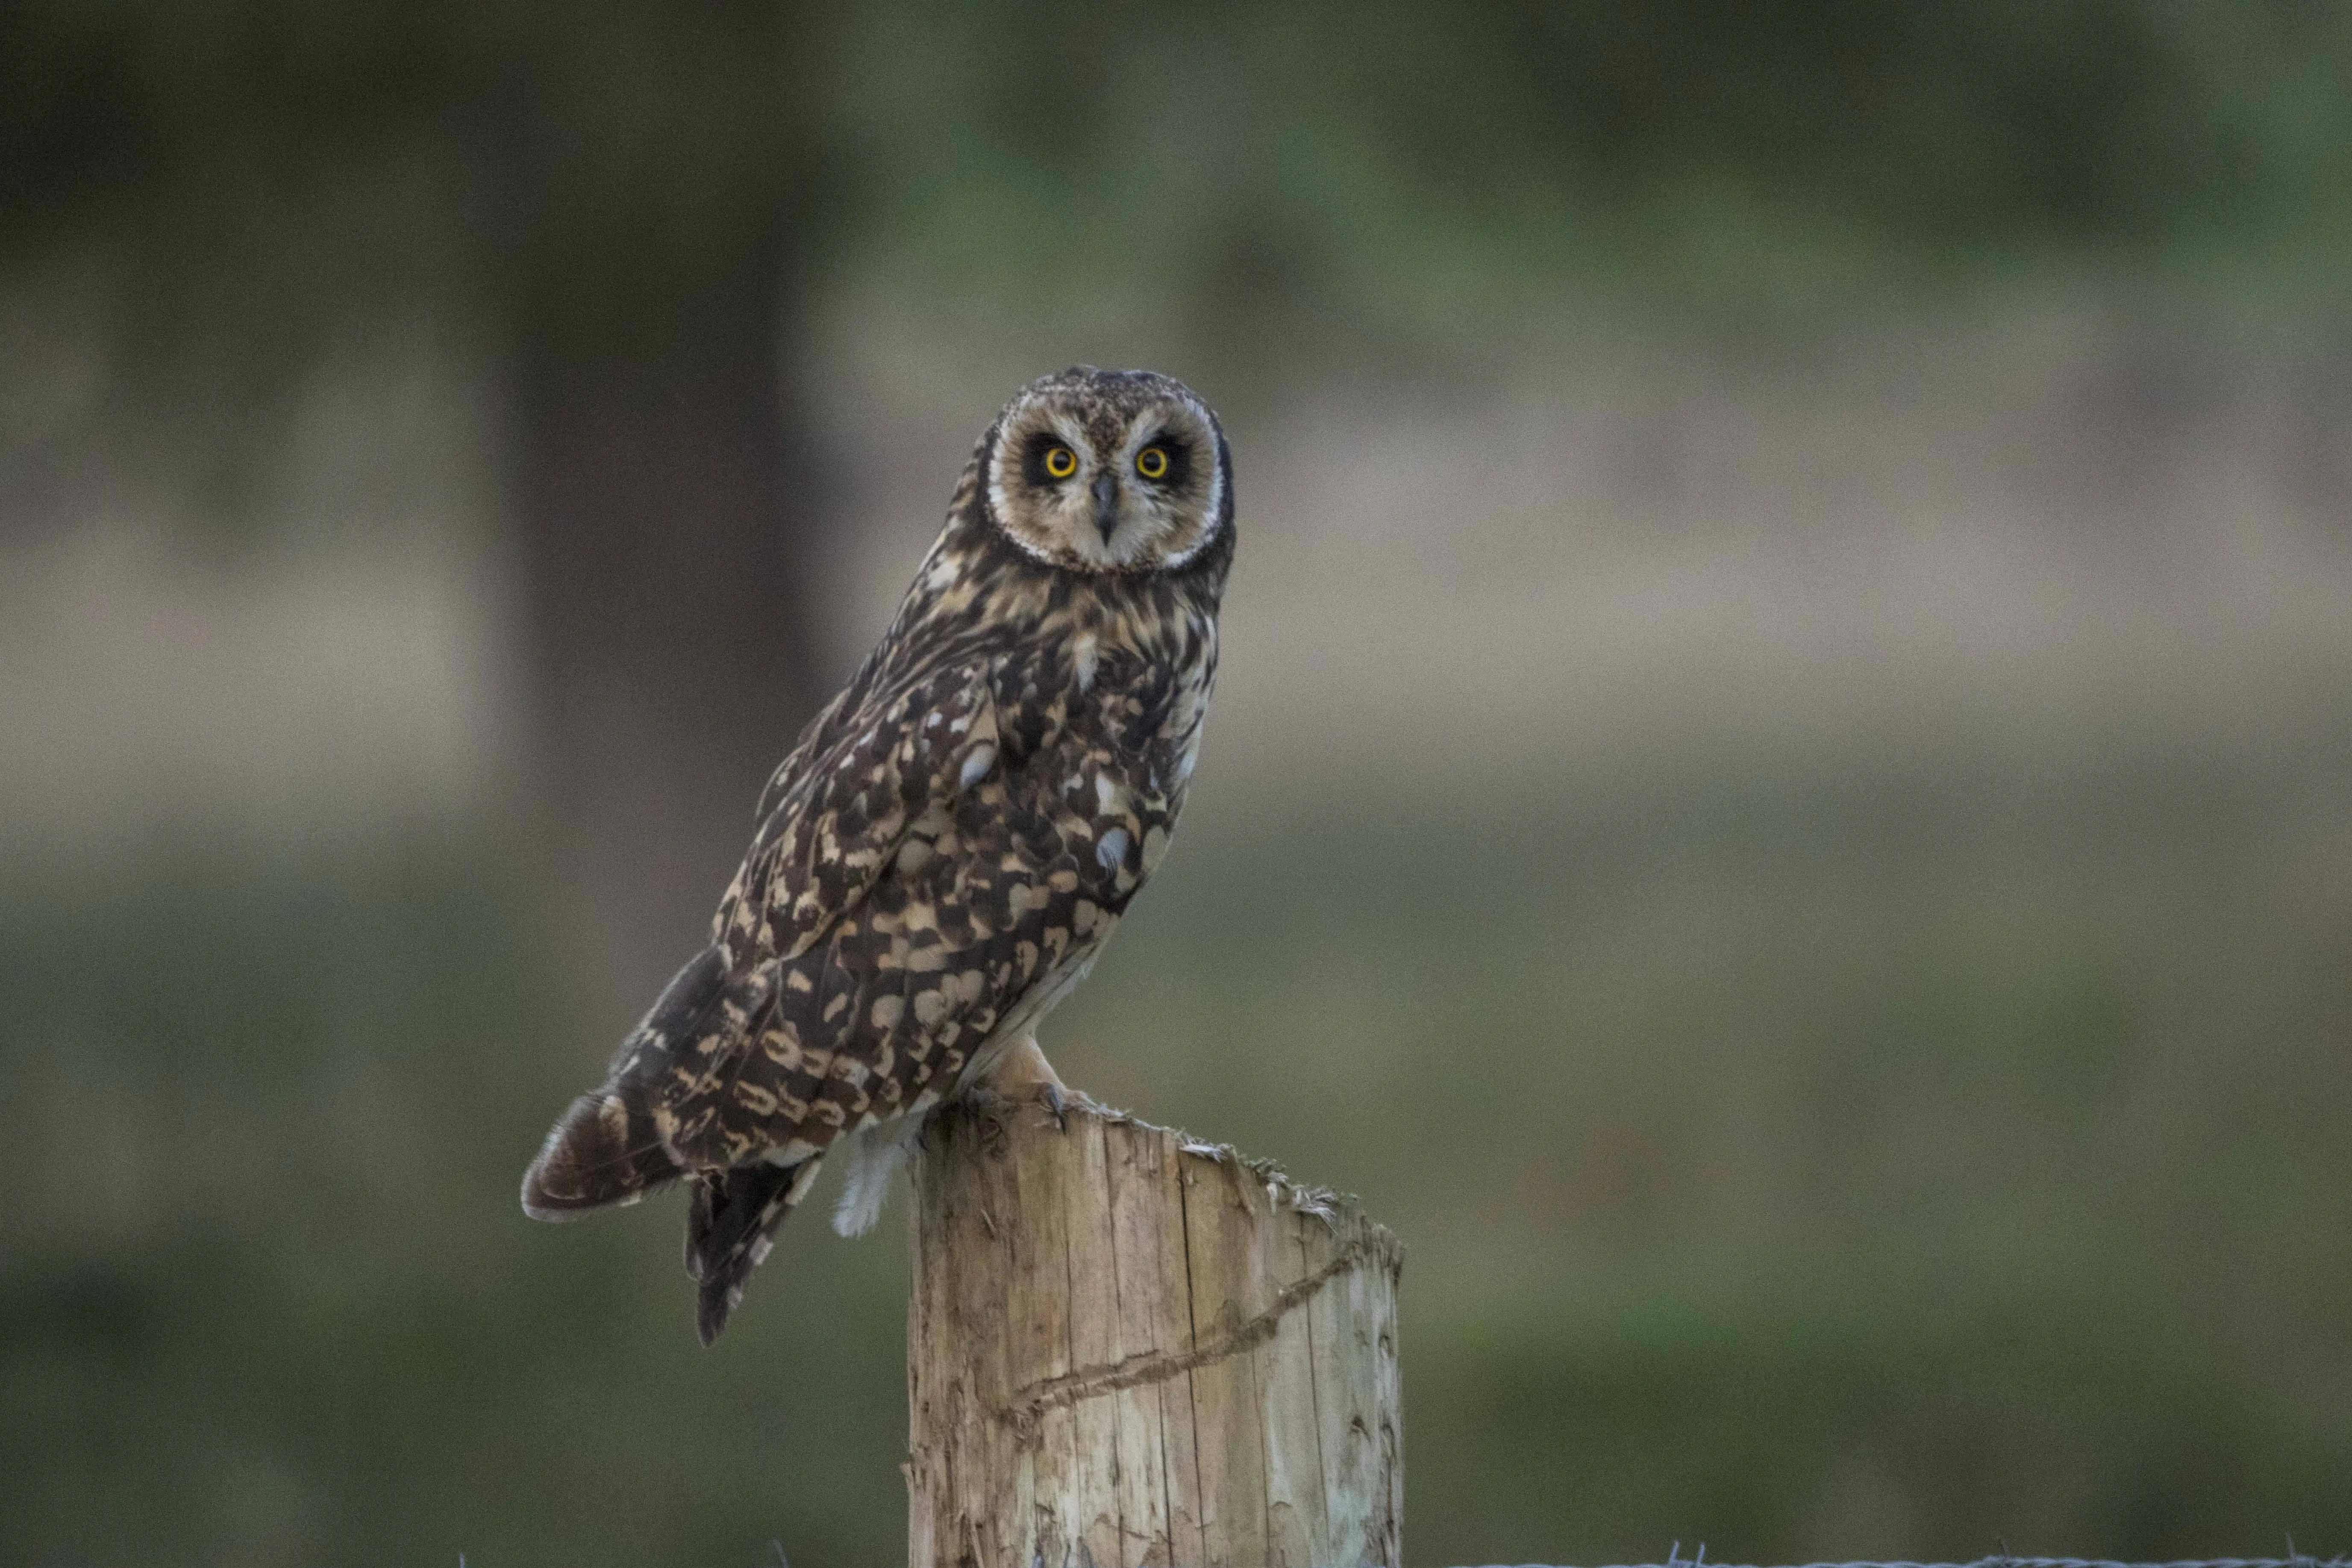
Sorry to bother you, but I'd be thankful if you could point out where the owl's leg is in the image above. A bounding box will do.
[988,1032,1070,1127]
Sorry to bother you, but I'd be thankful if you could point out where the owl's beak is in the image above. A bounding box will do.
[1091,472,1120,542]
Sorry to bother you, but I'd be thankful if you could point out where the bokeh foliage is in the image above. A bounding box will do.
[3,3,2350,1565]
[5,724,2349,1563]
[7,0,2349,445]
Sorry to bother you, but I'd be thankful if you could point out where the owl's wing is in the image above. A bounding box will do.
[719,656,1005,962]
[668,714,1144,1339]
[520,657,1003,1220]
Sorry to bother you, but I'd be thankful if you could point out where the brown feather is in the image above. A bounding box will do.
[520,368,1235,1341]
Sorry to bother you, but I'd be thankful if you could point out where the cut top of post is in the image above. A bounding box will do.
[905,1096,1405,1568]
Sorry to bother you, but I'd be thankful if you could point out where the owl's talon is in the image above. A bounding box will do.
[964,1091,1013,1156]
[988,1033,1070,1128]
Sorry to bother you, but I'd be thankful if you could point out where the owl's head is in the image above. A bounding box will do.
[981,367,1230,574]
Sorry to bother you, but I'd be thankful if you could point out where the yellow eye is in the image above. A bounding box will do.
[1043,445,1077,480]
[1135,446,1169,480]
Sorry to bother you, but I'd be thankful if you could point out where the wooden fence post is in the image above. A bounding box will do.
[906,1097,1405,1568]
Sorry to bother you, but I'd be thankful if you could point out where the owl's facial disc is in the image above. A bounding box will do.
[984,371,1225,574]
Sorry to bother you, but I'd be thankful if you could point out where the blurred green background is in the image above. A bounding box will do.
[4,3,2350,1564]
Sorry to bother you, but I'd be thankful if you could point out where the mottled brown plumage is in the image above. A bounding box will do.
[522,367,1234,1343]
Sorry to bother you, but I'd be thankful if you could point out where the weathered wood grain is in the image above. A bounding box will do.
[907,1097,1404,1568]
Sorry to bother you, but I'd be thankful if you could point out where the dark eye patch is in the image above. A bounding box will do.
[1021,431,1078,486]
[1138,432,1192,488]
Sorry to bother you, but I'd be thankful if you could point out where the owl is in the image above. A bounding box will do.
[522,366,1235,1344]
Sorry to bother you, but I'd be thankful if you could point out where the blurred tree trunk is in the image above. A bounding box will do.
[473,23,831,1003]
[502,220,824,1003]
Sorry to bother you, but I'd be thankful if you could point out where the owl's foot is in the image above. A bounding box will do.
[989,1034,1071,1130]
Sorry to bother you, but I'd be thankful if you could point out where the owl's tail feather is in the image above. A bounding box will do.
[519,944,736,1220]
[520,1086,682,1219]
[687,1157,822,1346]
